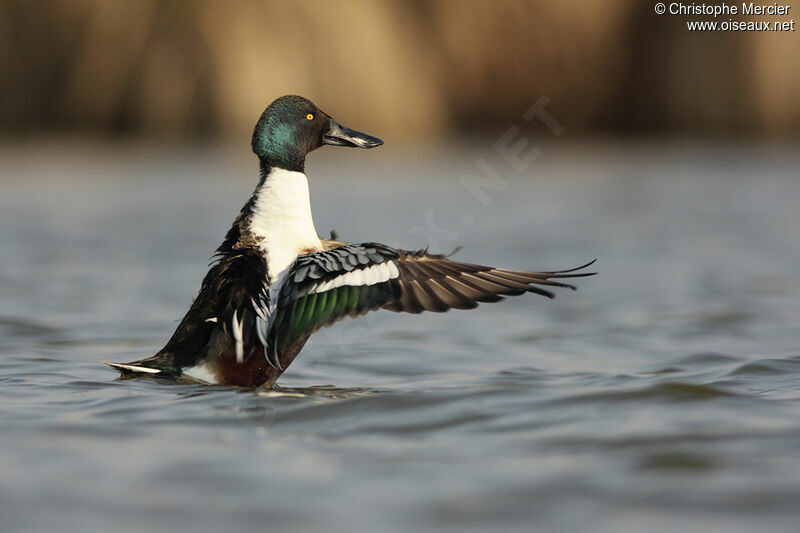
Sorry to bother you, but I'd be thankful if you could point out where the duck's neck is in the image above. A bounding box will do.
[249,165,322,282]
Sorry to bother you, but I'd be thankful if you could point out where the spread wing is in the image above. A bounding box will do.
[266,242,595,369]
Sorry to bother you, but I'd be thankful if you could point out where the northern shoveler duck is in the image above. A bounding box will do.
[106,95,595,387]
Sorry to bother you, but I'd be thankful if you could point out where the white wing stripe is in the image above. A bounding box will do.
[314,279,335,293]
[363,265,378,285]
[308,262,400,294]
[343,270,363,286]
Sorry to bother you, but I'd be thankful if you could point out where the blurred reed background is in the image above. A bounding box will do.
[1,0,798,142]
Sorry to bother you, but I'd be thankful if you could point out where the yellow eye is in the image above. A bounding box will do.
[306,113,314,120]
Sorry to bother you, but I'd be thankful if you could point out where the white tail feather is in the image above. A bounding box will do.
[103,362,161,374]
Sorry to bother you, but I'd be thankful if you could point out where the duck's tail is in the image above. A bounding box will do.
[103,361,163,375]
[103,352,180,378]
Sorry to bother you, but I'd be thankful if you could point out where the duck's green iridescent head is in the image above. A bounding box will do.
[251,95,383,172]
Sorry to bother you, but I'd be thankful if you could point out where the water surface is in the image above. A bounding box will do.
[1,142,799,532]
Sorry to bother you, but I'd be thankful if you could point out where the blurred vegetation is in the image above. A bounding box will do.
[1,0,798,140]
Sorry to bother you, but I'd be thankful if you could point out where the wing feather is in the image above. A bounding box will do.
[263,244,595,368]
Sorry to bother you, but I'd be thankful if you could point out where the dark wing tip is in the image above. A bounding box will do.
[530,287,556,299]
[539,258,597,278]
[510,259,597,298]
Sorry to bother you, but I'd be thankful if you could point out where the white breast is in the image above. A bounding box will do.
[249,168,322,285]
